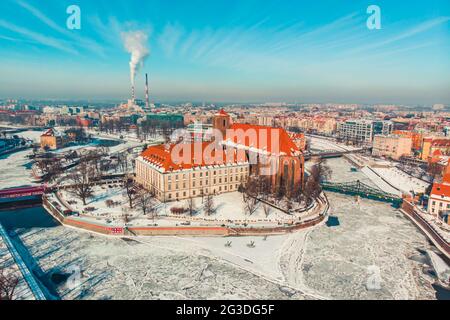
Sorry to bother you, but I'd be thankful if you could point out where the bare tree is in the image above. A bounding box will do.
[310,161,332,183]
[255,175,271,200]
[0,268,19,300]
[69,161,95,205]
[243,176,258,197]
[200,189,205,203]
[136,189,156,216]
[84,149,106,177]
[302,175,321,205]
[263,203,271,217]
[36,156,64,183]
[123,175,137,208]
[117,153,129,173]
[186,196,196,216]
[243,193,259,216]
[204,194,215,216]
[285,198,293,212]
[276,183,286,200]
[284,177,294,200]
[242,175,260,215]
[294,187,306,204]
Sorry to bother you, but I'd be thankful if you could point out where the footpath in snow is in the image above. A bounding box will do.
[371,167,429,195]
[360,166,402,196]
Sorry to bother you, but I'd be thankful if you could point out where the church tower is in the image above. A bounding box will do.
[213,109,231,138]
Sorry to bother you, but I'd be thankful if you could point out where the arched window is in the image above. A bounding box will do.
[291,160,296,188]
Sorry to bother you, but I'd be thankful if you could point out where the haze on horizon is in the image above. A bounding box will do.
[0,0,449,105]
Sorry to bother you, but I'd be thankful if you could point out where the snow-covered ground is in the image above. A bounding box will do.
[3,135,71,189]
[360,166,402,196]
[371,167,429,195]
[0,146,444,300]
[3,183,439,300]
[8,221,309,300]
[58,187,297,227]
[108,140,144,154]
[13,130,44,143]
[89,129,164,145]
[322,158,376,187]
[164,192,291,222]
[0,149,37,188]
[308,136,359,152]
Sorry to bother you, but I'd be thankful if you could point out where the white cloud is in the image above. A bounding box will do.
[158,22,184,57]
[16,0,106,57]
[0,19,77,54]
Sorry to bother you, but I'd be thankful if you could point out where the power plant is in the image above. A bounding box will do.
[131,84,136,103]
[145,73,149,110]
[125,73,153,112]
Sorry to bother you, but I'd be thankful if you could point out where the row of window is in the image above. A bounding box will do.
[167,184,240,199]
[431,200,450,209]
[168,175,245,191]
[167,167,248,181]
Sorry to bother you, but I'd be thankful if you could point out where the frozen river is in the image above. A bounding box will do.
[0,151,444,299]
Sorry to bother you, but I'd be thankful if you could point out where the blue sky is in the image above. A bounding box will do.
[0,0,449,104]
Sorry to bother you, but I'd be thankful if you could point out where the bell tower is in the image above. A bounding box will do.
[213,109,231,138]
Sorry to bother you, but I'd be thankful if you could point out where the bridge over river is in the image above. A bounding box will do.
[0,186,47,199]
[321,180,403,207]
[304,148,371,160]
[0,186,47,210]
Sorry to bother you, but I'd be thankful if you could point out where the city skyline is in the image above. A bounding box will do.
[0,0,449,104]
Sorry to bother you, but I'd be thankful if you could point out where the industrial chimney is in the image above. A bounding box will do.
[145,73,149,110]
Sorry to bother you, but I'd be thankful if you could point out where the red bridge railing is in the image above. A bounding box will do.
[0,186,47,199]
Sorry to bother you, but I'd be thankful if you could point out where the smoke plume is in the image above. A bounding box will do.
[122,30,149,86]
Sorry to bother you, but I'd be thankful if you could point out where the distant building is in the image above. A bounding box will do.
[372,134,412,160]
[183,112,213,125]
[293,117,337,135]
[392,130,423,151]
[76,116,92,128]
[64,127,86,143]
[337,120,393,145]
[421,138,450,161]
[40,128,65,150]
[428,164,450,225]
[258,116,275,127]
[186,122,213,142]
[432,104,445,111]
[144,113,184,127]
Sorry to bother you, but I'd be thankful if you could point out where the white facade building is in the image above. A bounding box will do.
[337,120,393,145]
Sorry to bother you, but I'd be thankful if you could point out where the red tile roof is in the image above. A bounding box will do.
[431,139,450,147]
[432,149,443,157]
[41,128,58,137]
[430,162,450,197]
[225,123,299,156]
[141,142,247,171]
[442,163,450,184]
[140,123,301,171]
[431,183,450,198]
[216,109,229,116]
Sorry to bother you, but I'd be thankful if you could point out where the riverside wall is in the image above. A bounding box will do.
[42,193,328,237]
